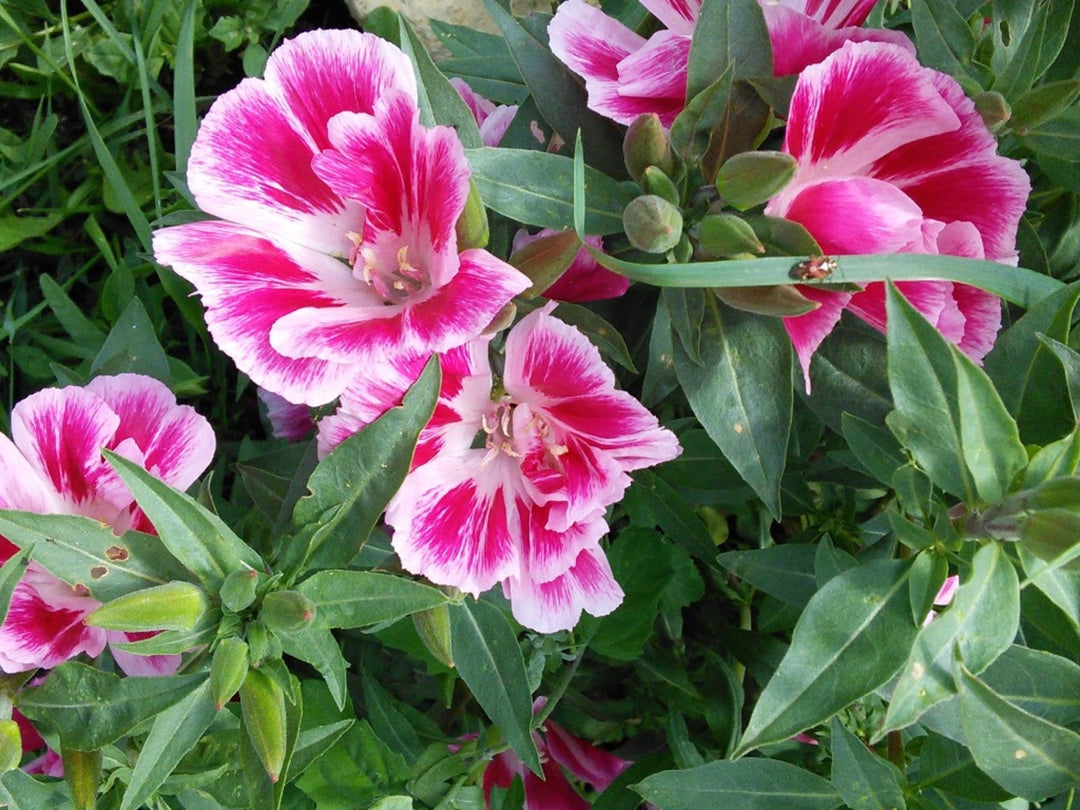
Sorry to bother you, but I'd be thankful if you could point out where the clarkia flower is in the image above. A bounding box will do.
[258,387,314,441]
[0,374,215,674]
[320,307,681,632]
[512,229,630,302]
[548,0,908,126]
[451,77,519,147]
[153,30,530,407]
[764,42,1030,385]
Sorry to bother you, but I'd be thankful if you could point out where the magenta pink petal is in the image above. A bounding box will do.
[785,0,882,28]
[108,630,182,677]
[522,760,591,810]
[545,719,629,790]
[616,31,691,103]
[258,388,315,442]
[153,221,362,406]
[85,374,216,493]
[847,281,947,335]
[782,42,959,174]
[640,0,702,33]
[953,284,1002,363]
[387,452,523,596]
[262,30,417,153]
[783,284,853,390]
[0,433,63,517]
[504,546,624,633]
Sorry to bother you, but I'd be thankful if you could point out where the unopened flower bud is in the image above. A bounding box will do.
[623,113,675,183]
[220,569,258,613]
[641,166,680,206]
[972,91,1011,131]
[455,179,490,250]
[715,151,797,211]
[211,636,250,709]
[695,213,764,258]
[260,590,317,633]
[623,195,683,254]
[246,619,273,665]
[510,230,581,298]
[240,668,288,783]
[412,603,454,668]
[85,581,206,632]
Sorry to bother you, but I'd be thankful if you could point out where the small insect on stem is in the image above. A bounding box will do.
[791,255,838,281]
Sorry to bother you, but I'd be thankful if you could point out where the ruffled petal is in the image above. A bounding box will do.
[387,451,523,596]
[11,387,129,523]
[0,434,63,517]
[258,388,315,441]
[503,546,624,633]
[520,500,610,586]
[545,719,629,790]
[953,283,1002,363]
[640,0,702,33]
[153,221,362,406]
[0,565,106,672]
[783,284,853,391]
[615,30,691,104]
[782,0,883,29]
[85,374,215,492]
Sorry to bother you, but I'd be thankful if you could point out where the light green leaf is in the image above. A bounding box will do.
[830,718,906,810]
[297,571,448,629]
[956,658,1080,800]
[735,559,917,755]
[635,759,841,810]
[448,599,541,775]
[0,211,64,251]
[880,543,1019,737]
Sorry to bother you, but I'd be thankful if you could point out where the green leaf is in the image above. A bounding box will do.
[289,356,439,571]
[956,658,1080,801]
[635,759,841,810]
[830,718,906,810]
[670,68,733,169]
[120,681,218,810]
[550,302,637,373]
[735,559,917,755]
[480,0,625,177]
[717,544,818,607]
[978,645,1080,728]
[910,0,978,81]
[0,769,72,809]
[448,599,541,775]
[1011,79,1080,131]
[916,731,1012,803]
[880,543,1019,737]
[17,662,206,751]
[685,0,773,99]
[992,0,1074,100]
[398,15,482,148]
[40,274,106,348]
[466,147,636,236]
[173,0,197,173]
[673,294,791,519]
[362,674,423,762]
[0,510,193,601]
[276,627,350,710]
[90,297,171,384]
[1038,334,1080,421]
[1016,103,1080,160]
[984,280,1079,444]
[842,414,907,487]
[1018,543,1080,628]
[297,570,449,629]
[0,211,64,251]
[0,547,30,627]
[104,451,265,590]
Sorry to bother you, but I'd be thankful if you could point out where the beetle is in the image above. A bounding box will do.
[791,255,838,281]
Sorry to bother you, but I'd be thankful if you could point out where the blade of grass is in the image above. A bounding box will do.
[131,19,163,220]
[173,0,198,174]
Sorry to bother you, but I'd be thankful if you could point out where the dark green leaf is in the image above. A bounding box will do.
[1011,79,1080,130]
[289,356,439,571]
[1038,334,1080,421]
[362,674,423,762]
[297,570,449,629]
[717,544,818,607]
[448,599,541,775]
[40,274,106,348]
[916,731,1012,803]
[830,718,906,810]
[635,758,840,810]
[735,559,917,754]
[685,0,772,99]
[1018,543,1080,627]
[0,769,72,809]
[1017,104,1080,160]
[276,627,350,710]
[0,546,29,628]
[842,414,907,487]
[91,297,171,383]
[880,543,1019,737]
[17,662,206,750]
[911,0,977,80]
[673,294,791,519]
[466,147,637,236]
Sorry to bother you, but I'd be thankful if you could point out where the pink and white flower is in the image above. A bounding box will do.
[320,307,681,632]
[451,77,519,147]
[764,42,1031,385]
[548,0,908,127]
[483,697,629,809]
[258,387,314,441]
[512,229,630,302]
[0,374,215,674]
[153,30,530,407]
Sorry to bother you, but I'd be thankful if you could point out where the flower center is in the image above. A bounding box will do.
[480,401,568,470]
[347,232,430,304]
[481,402,521,462]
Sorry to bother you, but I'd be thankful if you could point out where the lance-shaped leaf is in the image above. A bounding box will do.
[0,511,193,601]
[0,547,30,626]
[297,570,449,629]
[686,0,773,99]
[956,657,1080,800]
[673,293,791,519]
[104,451,264,590]
[289,357,439,571]
[17,662,206,751]
[276,627,349,711]
[885,282,1026,505]
[830,718,906,810]
[735,559,917,755]
[448,598,541,775]
[717,544,818,608]
[880,542,1019,737]
[635,758,841,810]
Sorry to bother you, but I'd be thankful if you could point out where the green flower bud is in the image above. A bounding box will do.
[972,91,1011,131]
[714,285,818,317]
[623,195,683,254]
[246,619,272,665]
[715,151,797,211]
[0,720,20,772]
[510,230,581,299]
[211,637,250,709]
[455,179,490,250]
[623,113,675,183]
[1019,508,1080,567]
[240,668,288,783]
[641,166,680,206]
[695,213,764,259]
[220,569,259,613]
[260,590,317,633]
[85,581,206,632]
[412,603,454,668]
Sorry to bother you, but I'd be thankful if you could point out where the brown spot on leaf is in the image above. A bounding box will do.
[90,565,108,579]
[105,545,129,561]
